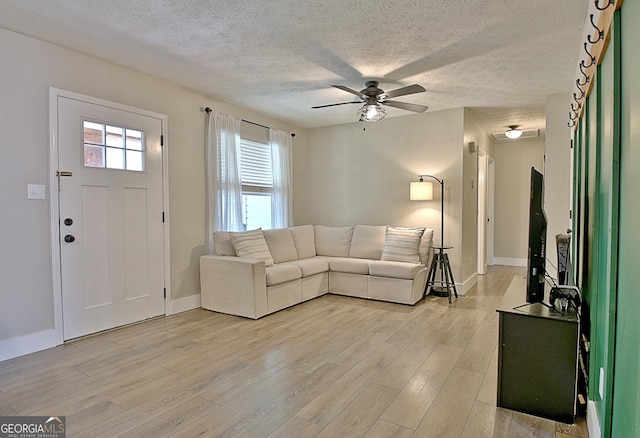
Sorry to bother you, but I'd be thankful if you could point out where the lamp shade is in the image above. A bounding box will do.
[356,103,386,122]
[410,181,433,200]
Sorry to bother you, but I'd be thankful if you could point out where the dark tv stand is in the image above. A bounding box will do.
[496,276,580,424]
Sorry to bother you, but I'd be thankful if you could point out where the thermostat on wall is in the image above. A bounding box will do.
[27,184,46,200]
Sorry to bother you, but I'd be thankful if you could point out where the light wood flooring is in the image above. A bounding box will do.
[0,266,589,437]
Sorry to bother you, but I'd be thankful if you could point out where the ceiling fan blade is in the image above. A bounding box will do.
[311,101,362,109]
[332,85,365,98]
[381,84,426,99]
[381,100,429,113]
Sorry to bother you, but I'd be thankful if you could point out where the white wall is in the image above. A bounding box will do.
[0,28,307,351]
[493,139,545,265]
[491,94,570,270]
[306,108,469,283]
[544,93,572,278]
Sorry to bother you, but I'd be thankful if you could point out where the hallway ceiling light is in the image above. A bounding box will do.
[505,125,523,139]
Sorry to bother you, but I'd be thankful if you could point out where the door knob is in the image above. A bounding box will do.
[64,218,73,226]
[64,234,75,243]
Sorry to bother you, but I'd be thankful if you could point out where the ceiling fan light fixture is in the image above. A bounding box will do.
[505,125,523,139]
[357,103,386,122]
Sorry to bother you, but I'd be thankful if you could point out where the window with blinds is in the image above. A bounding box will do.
[240,139,273,230]
[240,139,273,192]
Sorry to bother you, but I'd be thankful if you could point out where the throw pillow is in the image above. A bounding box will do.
[381,226,426,263]
[418,228,434,265]
[229,229,274,267]
[212,231,237,256]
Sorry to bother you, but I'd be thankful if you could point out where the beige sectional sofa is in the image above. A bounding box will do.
[200,224,434,319]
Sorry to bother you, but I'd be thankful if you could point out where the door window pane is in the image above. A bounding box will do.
[106,147,125,170]
[126,150,143,172]
[126,129,143,151]
[84,145,105,168]
[83,121,145,171]
[84,121,103,144]
[106,125,124,148]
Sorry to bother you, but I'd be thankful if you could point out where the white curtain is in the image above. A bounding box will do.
[270,128,293,228]
[205,110,243,254]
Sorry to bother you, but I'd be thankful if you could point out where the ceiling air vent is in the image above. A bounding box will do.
[491,128,540,142]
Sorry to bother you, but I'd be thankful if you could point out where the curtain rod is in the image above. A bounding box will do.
[204,107,295,137]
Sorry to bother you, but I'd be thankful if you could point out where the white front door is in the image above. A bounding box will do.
[56,94,165,340]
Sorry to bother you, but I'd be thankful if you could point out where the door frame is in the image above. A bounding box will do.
[487,156,495,266]
[477,151,495,274]
[477,150,488,274]
[49,88,171,344]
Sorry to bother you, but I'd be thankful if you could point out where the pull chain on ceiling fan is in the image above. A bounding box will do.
[312,81,429,122]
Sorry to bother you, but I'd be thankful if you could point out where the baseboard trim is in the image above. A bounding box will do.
[493,257,527,267]
[457,273,478,296]
[170,294,201,314]
[587,401,601,438]
[0,328,61,363]
[0,295,203,362]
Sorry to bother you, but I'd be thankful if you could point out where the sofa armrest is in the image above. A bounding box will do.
[200,255,268,319]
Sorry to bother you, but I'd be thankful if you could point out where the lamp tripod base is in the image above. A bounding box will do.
[424,246,459,304]
[430,287,451,297]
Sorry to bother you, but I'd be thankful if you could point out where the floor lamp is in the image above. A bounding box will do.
[411,174,457,301]
[410,174,444,246]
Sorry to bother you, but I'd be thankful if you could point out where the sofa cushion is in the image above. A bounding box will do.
[290,224,316,259]
[327,257,371,275]
[349,225,386,260]
[369,260,424,279]
[419,228,434,265]
[282,258,329,277]
[229,229,274,267]
[212,231,236,256]
[265,264,301,286]
[314,225,354,257]
[264,228,298,264]
[381,226,426,263]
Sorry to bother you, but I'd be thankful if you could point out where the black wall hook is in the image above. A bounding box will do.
[587,14,604,44]
[578,63,591,87]
[576,79,586,92]
[571,101,582,113]
[581,42,596,68]
[595,0,615,11]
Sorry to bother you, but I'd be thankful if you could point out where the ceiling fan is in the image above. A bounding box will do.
[311,81,428,122]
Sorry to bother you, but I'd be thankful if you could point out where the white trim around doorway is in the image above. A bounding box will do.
[48,88,171,347]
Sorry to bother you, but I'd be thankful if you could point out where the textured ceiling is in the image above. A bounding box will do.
[0,0,588,132]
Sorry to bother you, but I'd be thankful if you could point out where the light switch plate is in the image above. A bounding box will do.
[27,184,46,200]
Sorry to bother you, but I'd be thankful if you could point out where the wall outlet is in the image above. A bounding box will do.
[599,367,605,399]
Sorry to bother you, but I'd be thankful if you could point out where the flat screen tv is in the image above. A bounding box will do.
[526,167,547,303]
